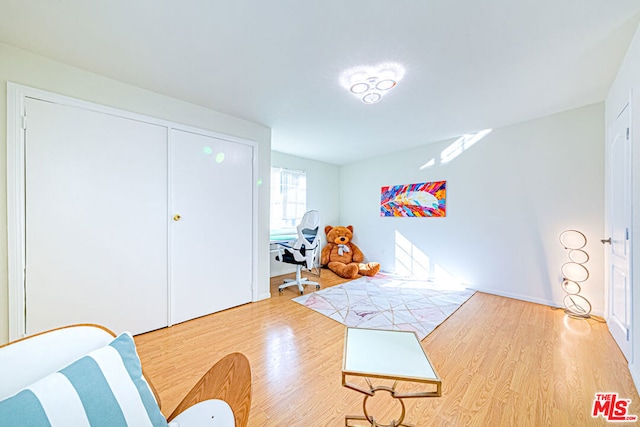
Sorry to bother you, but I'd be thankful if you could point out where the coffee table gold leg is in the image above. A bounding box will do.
[345,390,415,427]
[345,414,369,426]
[345,415,414,427]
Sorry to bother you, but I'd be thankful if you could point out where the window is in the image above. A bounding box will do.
[270,167,307,235]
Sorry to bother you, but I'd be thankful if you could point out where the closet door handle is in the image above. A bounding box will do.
[173,214,181,221]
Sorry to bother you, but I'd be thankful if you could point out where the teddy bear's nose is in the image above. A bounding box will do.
[339,237,346,242]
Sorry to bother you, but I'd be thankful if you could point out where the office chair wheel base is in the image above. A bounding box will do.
[278,288,284,294]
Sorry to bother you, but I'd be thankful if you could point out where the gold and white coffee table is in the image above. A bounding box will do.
[342,328,441,427]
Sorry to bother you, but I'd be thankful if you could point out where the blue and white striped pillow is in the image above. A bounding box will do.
[0,332,167,426]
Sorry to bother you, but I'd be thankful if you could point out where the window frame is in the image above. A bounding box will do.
[270,166,307,236]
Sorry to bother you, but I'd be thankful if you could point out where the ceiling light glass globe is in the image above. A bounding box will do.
[362,92,382,104]
[350,82,370,94]
[376,79,397,91]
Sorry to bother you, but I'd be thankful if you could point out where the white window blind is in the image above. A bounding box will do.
[270,167,307,234]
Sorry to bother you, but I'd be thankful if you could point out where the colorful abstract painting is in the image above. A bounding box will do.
[380,181,446,217]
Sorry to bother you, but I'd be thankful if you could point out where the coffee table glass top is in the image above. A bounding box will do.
[343,328,439,382]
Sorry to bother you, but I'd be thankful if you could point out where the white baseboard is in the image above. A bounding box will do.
[630,363,640,396]
[255,292,271,301]
[471,286,605,318]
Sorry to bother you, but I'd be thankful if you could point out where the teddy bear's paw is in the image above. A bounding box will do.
[344,264,360,279]
[359,262,381,277]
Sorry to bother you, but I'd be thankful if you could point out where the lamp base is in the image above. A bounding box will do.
[564,309,591,319]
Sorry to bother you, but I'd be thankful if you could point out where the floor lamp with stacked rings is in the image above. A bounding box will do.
[559,229,592,318]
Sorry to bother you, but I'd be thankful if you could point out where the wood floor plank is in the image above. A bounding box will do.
[134,270,640,426]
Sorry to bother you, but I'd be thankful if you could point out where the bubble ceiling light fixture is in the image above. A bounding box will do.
[340,62,405,104]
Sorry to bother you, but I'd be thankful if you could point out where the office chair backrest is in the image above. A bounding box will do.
[293,210,320,251]
[274,211,322,294]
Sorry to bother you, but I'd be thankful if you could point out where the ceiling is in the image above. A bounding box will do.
[1,1,639,165]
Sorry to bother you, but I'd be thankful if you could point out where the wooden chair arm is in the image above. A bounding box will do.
[167,352,252,427]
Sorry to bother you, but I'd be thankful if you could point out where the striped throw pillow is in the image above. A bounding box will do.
[0,332,167,426]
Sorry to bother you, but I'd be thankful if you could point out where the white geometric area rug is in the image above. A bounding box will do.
[293,273,475,341]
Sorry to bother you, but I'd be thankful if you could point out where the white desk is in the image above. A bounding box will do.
[269,234,297,244]
[269,234,296,253]
[270,234,320,277]
[342,328,441,427]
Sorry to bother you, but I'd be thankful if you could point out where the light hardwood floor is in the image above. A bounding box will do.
[135,270,640,426]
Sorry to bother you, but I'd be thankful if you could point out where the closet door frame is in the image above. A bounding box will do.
[6,83,259,340]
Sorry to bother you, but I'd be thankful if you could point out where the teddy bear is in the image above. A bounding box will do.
[320,225,380,279]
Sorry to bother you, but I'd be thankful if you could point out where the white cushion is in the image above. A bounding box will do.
[169,399,235,427]
[0,332,167,426]
[0,326,114,400]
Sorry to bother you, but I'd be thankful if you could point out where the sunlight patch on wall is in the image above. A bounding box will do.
[395,230,465,288]
[441,129,492,164]
[395,230,430,279]
[417,129,491,170]
[419,158,435,170]
[434,264,460,287]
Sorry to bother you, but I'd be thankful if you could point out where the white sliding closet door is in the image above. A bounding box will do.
[170,129,253,324]
[25,98,168,335]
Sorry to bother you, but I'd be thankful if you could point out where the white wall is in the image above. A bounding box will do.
[340,103,605,312]
[606,21,640,389]
[0,42,272,344]
[270,151,340,276]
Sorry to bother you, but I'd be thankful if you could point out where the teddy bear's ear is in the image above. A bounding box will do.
[347,225,354,232]
[324,225,333,235]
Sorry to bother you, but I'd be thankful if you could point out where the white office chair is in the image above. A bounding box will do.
[275,210,321,295]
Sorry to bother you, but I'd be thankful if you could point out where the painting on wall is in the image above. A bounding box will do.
[380,181,446,217]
